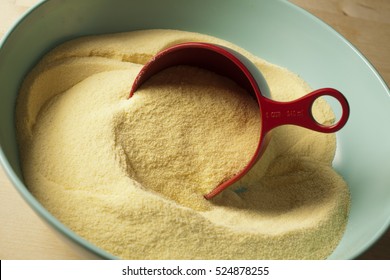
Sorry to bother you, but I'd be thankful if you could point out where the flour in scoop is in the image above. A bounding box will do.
[16,29,350,259]
[114,65,260,210]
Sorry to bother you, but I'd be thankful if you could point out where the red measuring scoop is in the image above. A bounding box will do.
[129,42,350,200]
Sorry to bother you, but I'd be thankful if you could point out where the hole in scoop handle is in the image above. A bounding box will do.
[261,88,350,134]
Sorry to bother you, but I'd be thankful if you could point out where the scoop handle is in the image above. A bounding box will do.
[260,88,350,134]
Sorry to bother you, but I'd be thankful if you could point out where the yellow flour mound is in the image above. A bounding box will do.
[115,66,261,210]
[16,29,349,259]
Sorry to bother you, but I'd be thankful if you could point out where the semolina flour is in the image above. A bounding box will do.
[16,29,350,259]
[114,65,261,210]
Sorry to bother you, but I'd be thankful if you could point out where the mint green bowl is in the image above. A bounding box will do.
[1,0,389,259]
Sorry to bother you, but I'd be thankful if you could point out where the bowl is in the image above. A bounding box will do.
[0,0,389,259]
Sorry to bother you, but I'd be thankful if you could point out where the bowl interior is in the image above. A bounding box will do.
[1,0,389,259]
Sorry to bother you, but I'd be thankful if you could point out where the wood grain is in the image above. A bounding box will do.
[0,0,389,259]
[291,0,390,86]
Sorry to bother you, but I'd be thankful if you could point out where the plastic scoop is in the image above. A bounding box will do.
[129,42,350,200]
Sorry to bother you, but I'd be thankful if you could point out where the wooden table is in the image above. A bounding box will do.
[0,0,389,260]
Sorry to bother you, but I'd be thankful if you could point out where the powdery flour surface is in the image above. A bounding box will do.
[16,30,350,259]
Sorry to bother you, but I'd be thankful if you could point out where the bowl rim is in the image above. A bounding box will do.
[0,0,117,259]
[285,0,390,260]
